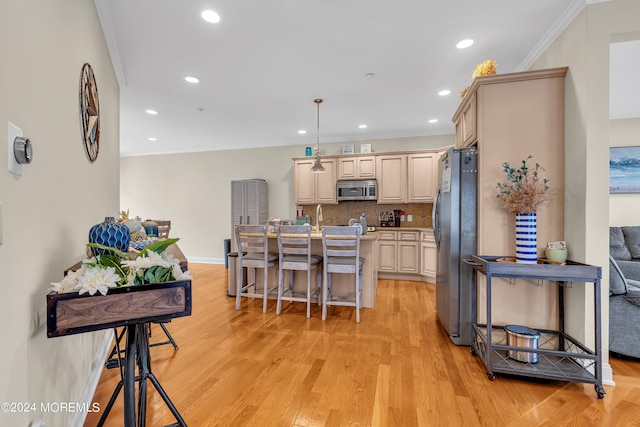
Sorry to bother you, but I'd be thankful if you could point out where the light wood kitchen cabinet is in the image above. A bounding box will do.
[377,230,419,274]
[338,156,376,179]
[376,154,406,204]
[408,152,437,203]
[452,67,567,328]
[294,158,337,204]
[454,92,477,148]
[420,231,436,281]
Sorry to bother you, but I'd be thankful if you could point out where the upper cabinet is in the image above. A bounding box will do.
[338,156,376,179]
[408,152,436,203]
[376,154,406,204]
[377,153,436,204]
[454,92,477,148]
[294,158,337,204]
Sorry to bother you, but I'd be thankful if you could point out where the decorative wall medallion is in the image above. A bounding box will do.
[79,63,100,162]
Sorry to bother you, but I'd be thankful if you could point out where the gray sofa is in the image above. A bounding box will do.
[609,226,640,358]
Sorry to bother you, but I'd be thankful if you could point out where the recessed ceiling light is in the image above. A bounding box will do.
[298,130,307,134]
[145,109,158,115]
[148,137,157,141]
[185,76,200,84]
[438,90,451,96]
[358,124,367,129]
[456,39,474,49]
[201,10,221,23]
[365,73,375,79]
[428,119,438,124]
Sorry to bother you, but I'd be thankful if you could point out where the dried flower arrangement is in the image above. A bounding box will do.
[496,155,551,213]
[461,59,498,98]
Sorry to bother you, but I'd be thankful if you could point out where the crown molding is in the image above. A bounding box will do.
[517,0,595,71]
[94,0,127,88]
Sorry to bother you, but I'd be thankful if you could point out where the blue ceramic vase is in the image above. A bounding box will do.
[88,216,131,256]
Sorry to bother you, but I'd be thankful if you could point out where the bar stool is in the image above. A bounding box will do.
[321,226,364,323]
[276,225,322,318]
[235,225,279,313]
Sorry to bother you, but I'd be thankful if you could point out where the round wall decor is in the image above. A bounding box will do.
[79,63,100,162]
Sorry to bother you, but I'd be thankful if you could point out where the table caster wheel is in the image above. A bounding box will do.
[595,384,605,399]
[486,373,495,381]
[470,347,476,356]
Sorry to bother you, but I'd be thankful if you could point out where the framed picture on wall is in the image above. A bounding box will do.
[610,146,640,193]
[342,144,355,154]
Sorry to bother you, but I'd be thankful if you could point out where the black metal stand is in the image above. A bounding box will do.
[106,322,178,369]
[97,323,187,427]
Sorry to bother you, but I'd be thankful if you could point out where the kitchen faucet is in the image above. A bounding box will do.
[316,204,323,232]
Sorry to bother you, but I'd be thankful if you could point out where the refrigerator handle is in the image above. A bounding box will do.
[433,186,441,250]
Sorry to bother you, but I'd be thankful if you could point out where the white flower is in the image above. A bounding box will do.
[123,250,173,270]
[172,264,192,281]
[50,270,81,294]
[77,266,121,296]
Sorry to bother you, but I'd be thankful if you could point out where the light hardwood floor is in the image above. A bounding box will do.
[85,263,640,426]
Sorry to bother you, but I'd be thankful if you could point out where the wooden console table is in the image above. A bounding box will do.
[465,255,605,399]
[47,245,191,426]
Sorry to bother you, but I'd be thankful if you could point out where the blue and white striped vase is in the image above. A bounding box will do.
[515,212,537,264]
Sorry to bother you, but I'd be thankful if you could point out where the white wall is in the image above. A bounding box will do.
[120,135,454,263]
[0,1,120,426]
[610,118,640,225]
[532,0,640,384]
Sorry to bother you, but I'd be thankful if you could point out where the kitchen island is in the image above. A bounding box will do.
[269,230,378,308]
[233,230,379,309]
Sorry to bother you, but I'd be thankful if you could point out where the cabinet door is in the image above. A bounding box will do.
[378,240,397,272]
[315,159,337,203]
[376,155,406,204]
[294,159,315,204]
[398,241,418,273]
[358,156,376,178]
[461,93,477,147]
[408,153,436,202]
[338,157,357,179]
[420,232,436,279]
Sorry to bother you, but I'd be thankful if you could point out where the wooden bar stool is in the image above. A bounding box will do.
[321,226,364,323]
[235,225,279,313]
[276,225,322,318]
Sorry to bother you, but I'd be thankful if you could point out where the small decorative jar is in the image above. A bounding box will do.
[142,219,159,237]
[88,217,131,256]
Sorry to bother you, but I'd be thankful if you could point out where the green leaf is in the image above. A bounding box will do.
[87,243,129,259]
[138,238,180,257]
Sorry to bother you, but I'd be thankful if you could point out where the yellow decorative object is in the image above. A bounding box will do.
[461,60,497,99]
[472,59,497,79]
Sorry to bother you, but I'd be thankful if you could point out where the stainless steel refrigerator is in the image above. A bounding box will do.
[432,147,477,346]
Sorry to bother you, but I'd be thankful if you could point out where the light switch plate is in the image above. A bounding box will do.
[8,122,23,176]
[407,214,413,222]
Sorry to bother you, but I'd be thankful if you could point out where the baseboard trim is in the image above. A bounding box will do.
[69,329,114,427]
[378,272,435,283]
[187,257,223,264]
[602,362,615,386]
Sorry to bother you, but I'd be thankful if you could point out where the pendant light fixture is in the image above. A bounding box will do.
[310,98,325,173]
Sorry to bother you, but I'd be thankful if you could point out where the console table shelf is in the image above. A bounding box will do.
[467,255,605,399]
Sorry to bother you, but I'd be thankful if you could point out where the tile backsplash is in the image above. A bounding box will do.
[298,202,432,228]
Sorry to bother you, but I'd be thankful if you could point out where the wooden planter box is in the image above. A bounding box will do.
[47,280,192,338]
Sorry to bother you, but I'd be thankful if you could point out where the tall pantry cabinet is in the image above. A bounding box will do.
[452,67,568,328]
[231,179,268,251]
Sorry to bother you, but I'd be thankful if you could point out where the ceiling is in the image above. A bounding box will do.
[96,0,592,157]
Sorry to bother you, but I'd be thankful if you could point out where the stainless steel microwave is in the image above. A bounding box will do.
[337,179,378,201]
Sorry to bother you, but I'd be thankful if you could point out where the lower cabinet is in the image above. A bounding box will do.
[420,231,436,282]
[377,230,419,274]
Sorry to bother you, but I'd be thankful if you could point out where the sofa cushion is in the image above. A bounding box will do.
[609,255,628,296]
[624,282,640,307]
[610,227,632,260]
[623,226,640,259]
